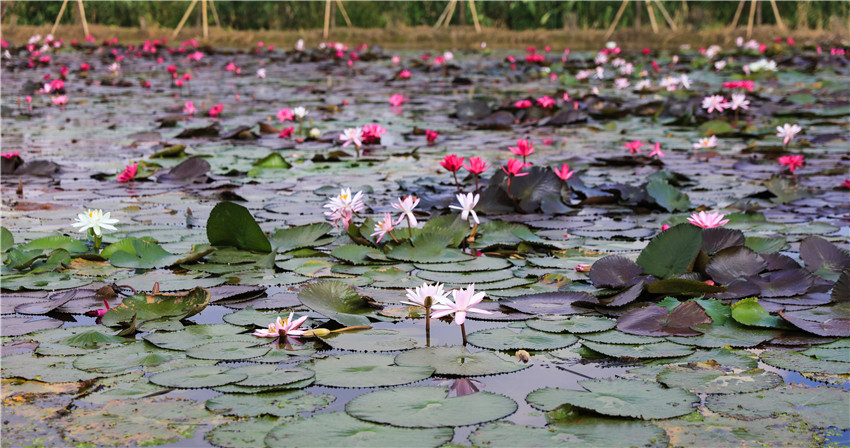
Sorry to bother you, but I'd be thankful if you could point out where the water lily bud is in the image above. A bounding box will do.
[423,295,434,309]
[302,328,331,338]
[309,128,320,138]
[515,350,530,363]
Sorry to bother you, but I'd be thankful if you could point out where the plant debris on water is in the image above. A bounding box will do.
[1,31,849,447]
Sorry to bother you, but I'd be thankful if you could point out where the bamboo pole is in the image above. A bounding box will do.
[50,0,69,36]
[730,0,746,29]
[604,0,631,40]
[335,0,352,27]
[768,0,786,30]
[201,0,208,38]
[323,0,331,38]
[646,0,660,33]
[76,0,89,37]
[435,0,452,28]
[209,0,221,27]
[468,0,481,33]
[653,0,677,31]
[172,0,199,38]
[443,0,458,28]
[746,0,757,38]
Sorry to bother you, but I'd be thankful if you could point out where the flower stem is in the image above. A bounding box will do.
[474,173,479,191]
[405,215,413,239]
[468,221,478,245]
[452,171,460,191]
[425,305,431,347]
[461,322,467,346]
[94,234,101,253]
[388,230,399,243]
[355,144,361,158]
[506,177,513,197]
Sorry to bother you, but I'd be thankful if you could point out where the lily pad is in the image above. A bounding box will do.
[581,341,693,359]
[265,412,453,447]
[527,315,617,334]
[706,385,850,429]
[394,346,529,376]
[467,327,579,351]
[655,414,817,448]
[297,280,375,326]
[526,379,698,419]
[2,354,103,383]
[186,341,271,361]
[657,365,783,394]
[0,316,64,337]
[320,328,420,351]
[149,365,248,389]
[345,386,517,428]
[308,353,434,388]
[667,322,778,348]
[73,341,208,373]
[469,419,667,448]
[759,350,850,375]
[207,202,272,253]
[502,292,598,315]
[143,323,253,350]
[207,416,282,448]
[617,302,712,337]
[589,255,643,289]
[101,287,211,330]
[414,257,512,272]
[636,223,702,279]
[270,222,336,252]
[206,389,334,417]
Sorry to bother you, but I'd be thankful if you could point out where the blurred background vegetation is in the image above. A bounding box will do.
[3,1,848,31]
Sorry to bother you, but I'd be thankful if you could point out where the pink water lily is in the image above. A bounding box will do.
[252,312,308,338]
[623,140,644,154]
[339,127,363,148]
[2,152,20,159]
[370,213,396,243]
[776,123,802,145]
[464,157,490,175]
[276,108,294,122]
[502,159,531,177]
[426,129,439,143]
[208,104,224,117]
[440,154,465,172]
[702,95,728,114]
[687,211,730,229]
[554,163,574,180]
[536,96,556,108]
[693,135,718,150]
[388,94,406,107]
[392,196,420,228]
[648,142,665,158]
[184,101,197,116]
[728,94,750,111]
[398,69,411,79]
[431,284,493,325]
[117,163,137,183]
[508,139,535,159]
[778,155,804,173]
[361,123,386,144]
[514,99,532,109]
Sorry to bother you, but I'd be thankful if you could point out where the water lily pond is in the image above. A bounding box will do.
[1,36,849,447]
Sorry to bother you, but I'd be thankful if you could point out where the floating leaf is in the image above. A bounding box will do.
[308,353,434,388]
[527,379,698,419]
[469,419,667,448]
[589,255,643,289]
[414,257,512,273]
[2,354,103,383]
[320,328,420,351]
[617,302,712,337]
[467,327,579,351]
[582,341,693,359]
[297,280,374,326]
[206,389,333,417]
[527,315,617,334]
[502,292,598,315]
[73,341,208,374]
[345,386,518,428]
[101,287,211,330]
[759,350,850,375]
[706,385,850,429]
[705,246,767,284]
[636,223,702,279]
[656,365,782,394]
[106,238,183,269]
[143,323,252,350]
[270,222,336,252]
[149,365,247,389]
[655,414,816,448]
[799,236,850,275]
[702,228,745,255]
[667,322,777,348]
[646,178,691,212]
[186,341,271,361]
[731,297,786,328]
[394,346,529,376]
[207,417,281,448]
[0,316,63,337]
[207,202,272,253]
[265,412,453,447]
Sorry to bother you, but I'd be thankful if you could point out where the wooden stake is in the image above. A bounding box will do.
[335,0,352,27]
[172,0,199,38]
[604,0,631,40]
[653,0,677,31]
[435,0,452,28]
[209,0,221,27]
[201,0,208,38]
[731,0,747,29]
[768,0,786,30]
[50,0,69,36]
[468,0,481,33]
[323,0,331,39]
[747,0,757,38]
[444,0,458,28]
[76,0,89,37]
[646,0,659,33]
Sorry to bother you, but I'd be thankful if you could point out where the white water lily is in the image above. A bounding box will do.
[72,209,119,236]
[449,192,480,224]
[392,196,420,227]
[293,106,308,119]
[402,282,450,308]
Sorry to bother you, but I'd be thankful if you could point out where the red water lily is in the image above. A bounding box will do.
[117,163,137,183]
[778,154,804,173]
[426,129,439,143]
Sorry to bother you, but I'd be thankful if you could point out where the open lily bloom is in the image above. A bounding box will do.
[392,196,420,227]
[687,211,730,229]
[402,282,450,308]
[431,284,493,325]
[253,313,308,338]
[449,192,480,224]
[72,209,119,236]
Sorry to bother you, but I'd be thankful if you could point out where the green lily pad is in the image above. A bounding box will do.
[657,365,783,394]
[667,322,778,348]
[345,386,517,428]
[417,269,514,285]
[636,223,702,279]
[207,202,272,253]
[222,307,309,328]
[78,379,167,405]
[759,350,850,375]
[101,287,211,330]
[386,233,474,263]
[581,341,693,359]
[270,222,335,252]
[60,398,224,447]
[73,341,211,374]
[206,389,334,417]
[264,412,453,447]
[320,328,420,351]
[706,385,850,429]
[332,244,386,265]
[656,414,817,448]
[33,326,129,356]
[143,323,253,350]
[149,365,248,389]
[186,341,271,361]
[579,330,667,345]
[414,257,512,272]
[527,379,698,419]
[2,354,103,383]
[731,297,787,328]
[308,353,434,388]
[469,420,667,448]
[646,178,692,212]
[0,316,65,337]
[394,346,529,376]
[1,226,14,252]
[467,327,579,351]
[106,238,183,269]
[227,364,315,387]
[527,315,617,334]
[207,416,283,448]
[297,280,374,326]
